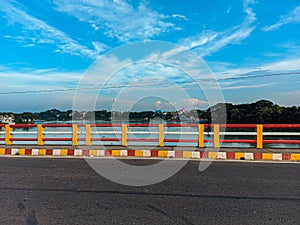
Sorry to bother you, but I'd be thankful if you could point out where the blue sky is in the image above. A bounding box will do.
[0,0,300,112]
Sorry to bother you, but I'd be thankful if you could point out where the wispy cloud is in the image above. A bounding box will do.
[53,0,180,42]
[282,89,300,97]
[262,58,300,71]
[0,0,106,58]
[210,57,300,106]
[183,98,208,107]
[171,14,188,20]
[180,0,256,57]
[0,68,83,90]
[202,57,300,99]
[212,58,300,80]
[222,83,273,90]
[263,6,300,31]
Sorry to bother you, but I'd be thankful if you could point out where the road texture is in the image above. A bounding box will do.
[0,157,299,225]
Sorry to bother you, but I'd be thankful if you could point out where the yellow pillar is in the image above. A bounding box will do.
[256,124,263,149]
[72,124,78,146]
[37,124,45,145]
[122,124,128,147]
[158,123,164,147]
[5,124,12,145]
[213,124,220,148]
[85,124,92,146]
[198,124,204,148]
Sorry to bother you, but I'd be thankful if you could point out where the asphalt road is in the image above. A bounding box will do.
[0,157,299,225]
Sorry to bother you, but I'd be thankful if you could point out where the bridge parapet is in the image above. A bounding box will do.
[0,123,300,149]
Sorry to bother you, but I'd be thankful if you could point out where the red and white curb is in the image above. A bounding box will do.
[1,148,300,161]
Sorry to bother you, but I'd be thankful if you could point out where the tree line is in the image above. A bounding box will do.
[1,100,299,124]
[223,100,300,124]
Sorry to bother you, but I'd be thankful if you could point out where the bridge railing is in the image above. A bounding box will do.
[0,123,300,148]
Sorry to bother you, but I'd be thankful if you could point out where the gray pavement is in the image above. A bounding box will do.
[0,158,299,224]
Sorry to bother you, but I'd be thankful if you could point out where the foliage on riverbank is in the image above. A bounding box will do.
[0,100,299,124]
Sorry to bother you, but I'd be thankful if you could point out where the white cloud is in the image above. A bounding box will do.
[202,57,300,96]
[263,6,300,31]
[213,58,300,80]
[1,0,106,58]
[155,100,161,108]
[171,14,188,20]
[262,58,300,71]
[0,67,83,91]
[180,0,256,57]
[180,30,219,50]
[222,83,273,90]
[183,98,208,106]
[53,0,179,42]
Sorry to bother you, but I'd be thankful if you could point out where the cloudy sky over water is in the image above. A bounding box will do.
[0,0,300,112]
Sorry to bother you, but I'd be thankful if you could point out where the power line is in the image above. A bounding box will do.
[0,71,299,95]
[217,71,300,81]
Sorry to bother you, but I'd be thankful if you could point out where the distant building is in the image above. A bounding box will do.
[0,115,15,124]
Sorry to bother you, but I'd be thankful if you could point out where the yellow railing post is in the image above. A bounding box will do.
[37,124,45,146]
[198,124,204,148]
[213,124,220,148]
[85,124,92,146]
[72,124,78,146]
[122,124,128,147]
[256,124,263,149]
[5,124,12,145]
[158,123,164,147]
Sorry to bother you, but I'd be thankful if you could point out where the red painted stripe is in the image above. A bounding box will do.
[25,149,32,155]
[10,124,37,128]
[254,153,262,160]
[221,124,257,128]
[175,151,183,158]
[46,149,53,155]
[91,138,121,142]
[263,124,300,128]
[151,150,158,157]
[226,152,235,159]
[164,139,198,143]
[221,140,257,143]
[202,152,209,158]
[10,138,38,141]
[128,124,158,127]
[282,153,291,160]
[199,152,204,158]
[68,149,75,156]
[165,124,199,127]
[105,150,112,156]
[263,140,300,144]
[90,124,122,127]
[128,150,135,156]
[43,138,72,141]
[5,148,11,155]
[128,138,158,142]
[42,124,72,127]
[82,150,89,156]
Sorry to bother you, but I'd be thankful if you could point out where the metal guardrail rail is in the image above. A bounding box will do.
[0,123,300,148]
